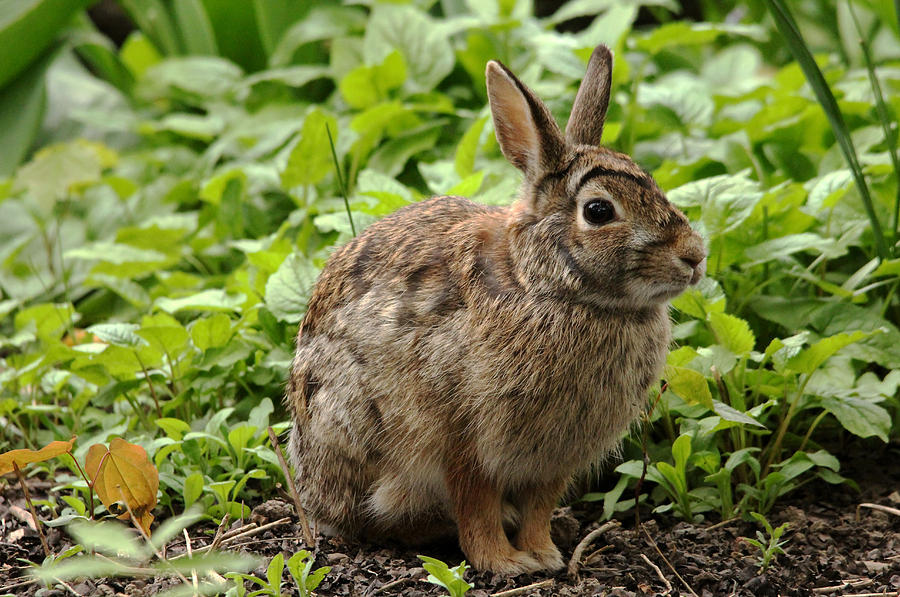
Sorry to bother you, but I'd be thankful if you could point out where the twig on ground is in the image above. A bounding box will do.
[267,426,315,546]
[640,553,673,594]
[568,521,619,578]
[184,528,199,592]
[706,517,740,531]
[857,502,900,520]
[0,578,38,593]
[13,462,50,558]
[372,577,415,594]
[840,593,900,597]
[170,517,292,559]
[640,523,698,597]
[812,578,874,594]
[491,579,554,596]
[209,513,231,552]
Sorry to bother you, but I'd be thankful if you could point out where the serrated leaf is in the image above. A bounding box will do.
[264,253,320,322]
[708,312,755,356]
[87,323,142,347]
[364,4,454,93]
[667,171,763,239]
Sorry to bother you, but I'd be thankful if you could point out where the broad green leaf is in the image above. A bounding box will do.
[744,233,846,264]
[172,0,218,55]
[282,109,338,188]
[183,472,204,507]
[269,6,367,67]
[786,330,873,375]
[155,290,245,314]
[14,140,117,213]
[87,323,142,348]
[665,366,713,409]
[712,401,766,428]
[455,115,488,178]
[364,4,454,93]
[0,47,52,176]
[708,312,755,356]
[636,21,766,54]
[338,51,406,109]
[190,314,232,351]
[821,395,890,441]
[264,253,320,322]
[66,519,148,559]
[667,171,763,239]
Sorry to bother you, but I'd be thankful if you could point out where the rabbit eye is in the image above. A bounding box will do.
[583,199,615,225]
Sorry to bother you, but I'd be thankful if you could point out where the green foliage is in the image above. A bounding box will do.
[742,512,790,572]
[0,1,899,578]
[418,555,473,597]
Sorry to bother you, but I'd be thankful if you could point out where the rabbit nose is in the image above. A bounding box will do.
[681,255,706,284]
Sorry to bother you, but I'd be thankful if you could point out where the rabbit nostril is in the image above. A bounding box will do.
[680,256,701,269]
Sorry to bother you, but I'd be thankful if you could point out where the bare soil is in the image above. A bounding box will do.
[2,440,899,596]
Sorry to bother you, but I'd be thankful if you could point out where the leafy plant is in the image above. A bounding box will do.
[418,555,473,597]
[741,512,790,572]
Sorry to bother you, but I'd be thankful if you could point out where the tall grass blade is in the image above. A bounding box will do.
[325,124,356,237]
[848,2,900,251]
[764,0,889,259]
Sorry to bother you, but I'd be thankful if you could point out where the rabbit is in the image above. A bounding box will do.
[285,44,707,575]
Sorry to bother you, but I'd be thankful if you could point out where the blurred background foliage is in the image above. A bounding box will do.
[0,0,898,524]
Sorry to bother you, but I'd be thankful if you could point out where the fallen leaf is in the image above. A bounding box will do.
[86,438,159,535]
[0,437,76,475]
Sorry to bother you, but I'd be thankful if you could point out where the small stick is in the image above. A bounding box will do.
[0,578,39,593]
[170,517,292,559]
[567,521,618,578]
[640,524,698,597]
[373,577,415,594]
[209,513,231,552]
[220,521,258,541]
[491,579,554,596]
[13,462,50,557]
[183,528,199,591]
[640,553,673,594]
[839,593,900,597]
[706,517,740,531]
[857,502,900,520]
[812,578,874,594]
[267,426,315,546]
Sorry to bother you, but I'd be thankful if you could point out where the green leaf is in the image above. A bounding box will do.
[821,395,890,441]
[708,312,755,356]
[67,519,149,559]
[667,171,764,239]
[264,253,320,323]
[0,0,92,88]
[665,366,713,409]
[712,401,766,428]
[786,330,874,375]
[364,4,454,93]
[454,116,489,178]
[0,48,51,176]
[269,6,367,67]
[637,21,766,54]
[87,323,143,348]
[282,109,338,188]
[190,314,233,351]
[744,233,846,264]
[155,290,245,314]
[338,51,406,110]
[172,0,218,55]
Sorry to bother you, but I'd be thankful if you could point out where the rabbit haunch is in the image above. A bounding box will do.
[286,45,707,575]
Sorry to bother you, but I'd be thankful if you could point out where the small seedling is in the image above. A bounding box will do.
[417,555,473,597]
[742,512,790,572]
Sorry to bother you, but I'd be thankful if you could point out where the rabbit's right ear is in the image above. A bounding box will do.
[486,61,565,178]
[565,45,613,147]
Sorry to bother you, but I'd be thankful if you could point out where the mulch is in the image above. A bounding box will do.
[2,440,899,596]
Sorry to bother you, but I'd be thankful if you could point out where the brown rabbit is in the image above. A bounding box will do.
[286,45,706,574]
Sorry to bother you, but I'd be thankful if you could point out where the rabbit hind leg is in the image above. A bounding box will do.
[510,478,567,571]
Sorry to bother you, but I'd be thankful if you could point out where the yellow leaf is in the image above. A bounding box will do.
[0,437,75,476]
[86,438,159,535]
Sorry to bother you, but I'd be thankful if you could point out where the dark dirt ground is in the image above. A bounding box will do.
[1,440,899,597]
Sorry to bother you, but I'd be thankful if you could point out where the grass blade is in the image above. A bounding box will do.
[763,0,889,259]
[325,124,356,237]
[847,2,900,249]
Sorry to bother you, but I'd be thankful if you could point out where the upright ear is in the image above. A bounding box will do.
[565,45,613,147]
[486,60,565,178]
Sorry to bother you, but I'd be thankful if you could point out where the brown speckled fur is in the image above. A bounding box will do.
[285,45,707,574]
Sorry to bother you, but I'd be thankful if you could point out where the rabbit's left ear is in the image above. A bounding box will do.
[566,45,613,147]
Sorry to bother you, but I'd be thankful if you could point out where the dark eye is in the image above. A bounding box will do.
[583,199,615,225]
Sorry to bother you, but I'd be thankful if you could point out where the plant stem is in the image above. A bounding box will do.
[68,452,95,518]
[798,409,829,452]
[13,462,51,557]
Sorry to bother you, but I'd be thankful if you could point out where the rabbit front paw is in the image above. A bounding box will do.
[474,548,544,575]
[529,545,564,571]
